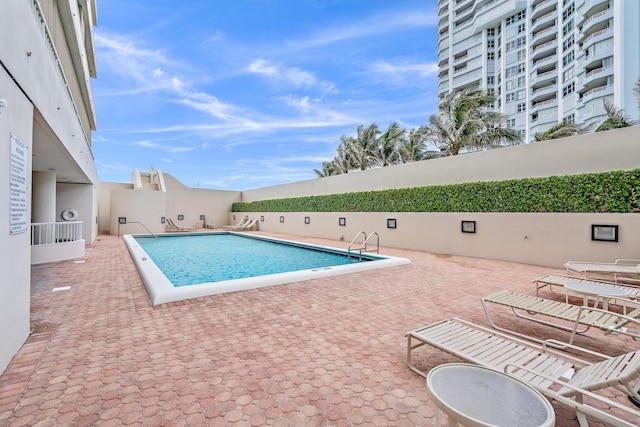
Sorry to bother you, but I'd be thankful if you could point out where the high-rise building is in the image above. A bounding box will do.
[1,0,99,374]
[436,0,640,141]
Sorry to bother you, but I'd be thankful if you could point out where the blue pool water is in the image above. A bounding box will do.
[134,233,371,287]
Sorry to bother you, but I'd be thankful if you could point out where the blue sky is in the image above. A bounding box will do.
[92,0,440,190]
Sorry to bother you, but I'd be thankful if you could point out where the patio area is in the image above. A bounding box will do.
[0,232,636,426]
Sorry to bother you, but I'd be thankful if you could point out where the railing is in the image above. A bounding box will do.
[31,221,83,246]
[347,231,380,259]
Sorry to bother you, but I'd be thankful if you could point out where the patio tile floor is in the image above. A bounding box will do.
[0,232,637,426]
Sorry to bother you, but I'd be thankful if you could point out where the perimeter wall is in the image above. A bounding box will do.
[233,126,640,268]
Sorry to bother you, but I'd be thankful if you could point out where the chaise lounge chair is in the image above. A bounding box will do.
[481,289,640,344]
[165,218,195,232]
[222,217,249,229]
[228,219,258,231]
[406,318,640,427]
[565,259,640,284]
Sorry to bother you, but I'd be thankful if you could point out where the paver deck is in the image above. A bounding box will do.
[0,232,637,426]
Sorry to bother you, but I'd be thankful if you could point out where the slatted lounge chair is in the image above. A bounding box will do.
[535,274,640,301]
[165,218,195,232]
[406,318,640,427]
[481,289,640,344]
[222,217,249,229]
[565,259,640,284]
[228,219,258,231]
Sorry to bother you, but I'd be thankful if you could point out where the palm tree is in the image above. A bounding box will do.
[348,123,380,170]
[399,128,427,162]
[332,138,353,174]
[375,123,406,167]
[422,89,521,155]
[633,77,640,114]
[534,120,591,141]
[313,161,336,178]
[595,100,637,132]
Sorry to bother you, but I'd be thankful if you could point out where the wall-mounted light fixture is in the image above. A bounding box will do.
[280,216,285,223]
[592,224,618,242]
[233,214,236,221]
[0,96,7,112]
[260,215,264,222]
[199,215,205,220]
[118,217,127,224]
[177,214,184,221]
[387,218,397,229]
[339,217,346,226]
[461,220,476,233]
[304,216,310,224]
[161,217,166,224]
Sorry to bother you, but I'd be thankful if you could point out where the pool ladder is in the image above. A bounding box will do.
[347,231,379,259]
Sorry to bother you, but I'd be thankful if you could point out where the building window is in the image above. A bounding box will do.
[506,63,525,78]
[517,49,526,61]
[517,102,526,113]
[516,89,526,100]
[562,51,575,66]
[507,118,516,128]
[563,19,573,37]
[518,129,526,138]
[506,80,515,90]
[563,82,575,97]
[506,92,515,102]
[487,40,495,48]
[506,11,526,26]
[562,3,575,22]
[563,67,574,83]
[517,23,526,34]
[487,28,495,36]
[565,113,575,123]
[487,76,495,85]
[517,76,526,87]
[487,52,495,60]
[562,35,574,51]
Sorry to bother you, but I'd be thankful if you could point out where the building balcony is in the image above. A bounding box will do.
[439,35,450,49]
[531,52,557,67]
[531,95,557,110]
[579,25,611,48]
[531,83,557,103]
[530,66,557,86]
[530,11,556,34]
[579,6,612,34]
[531,25,557,46]
[531,40,556,59]
[580,0,611,21]
[579,65,612,92]
[579,84,613,102]
[472,0,527,33]
[531,0,556,19]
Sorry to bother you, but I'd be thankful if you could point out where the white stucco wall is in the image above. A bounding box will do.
[0,68,33,375]
[234,212,639,268]
[57,182,98,243]
[241,126,640,202]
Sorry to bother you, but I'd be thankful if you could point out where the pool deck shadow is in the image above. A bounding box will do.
[0,231,637,426]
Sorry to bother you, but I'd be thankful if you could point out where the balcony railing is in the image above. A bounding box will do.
[31,221,83,246]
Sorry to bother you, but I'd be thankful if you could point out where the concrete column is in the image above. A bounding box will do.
[32,171,56,222]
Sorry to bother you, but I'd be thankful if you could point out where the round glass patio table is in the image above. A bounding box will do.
[426,363,555,427]
[565,281,629,310]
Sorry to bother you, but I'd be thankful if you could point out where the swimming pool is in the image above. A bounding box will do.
[124,232,410,305]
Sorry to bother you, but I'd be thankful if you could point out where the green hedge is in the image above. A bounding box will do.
[232,169,640,213]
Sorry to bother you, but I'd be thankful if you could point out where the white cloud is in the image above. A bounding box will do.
[369,60,439,81]
[289,10,438,49]
[247,59,336,94]
[132,140,196,153]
